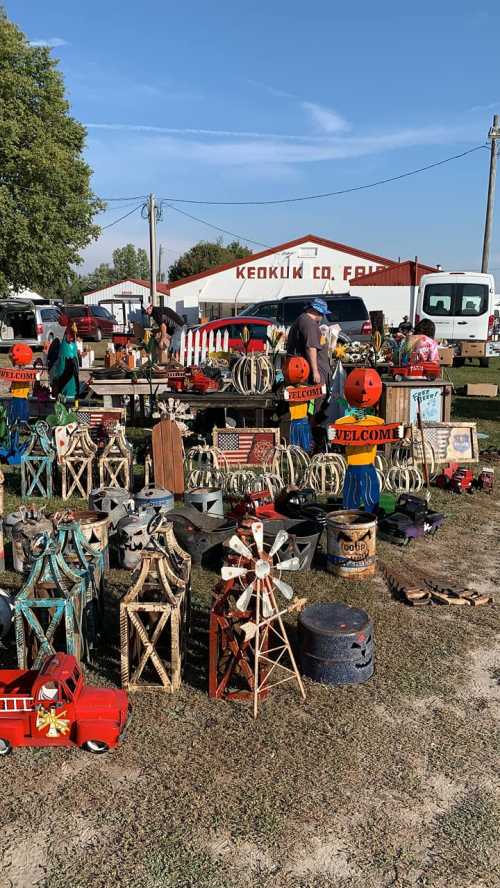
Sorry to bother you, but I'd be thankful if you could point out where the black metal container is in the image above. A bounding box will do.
[298,602,374,686]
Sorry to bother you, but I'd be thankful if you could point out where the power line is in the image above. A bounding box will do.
[159,144,487,206]
[99,194,147,201]
[164,203,269,247]
[100,203,144,229]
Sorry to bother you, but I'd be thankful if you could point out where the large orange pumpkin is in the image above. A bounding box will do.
[10,343,33,367]
[283,355,310,385]
[344,367,382,408]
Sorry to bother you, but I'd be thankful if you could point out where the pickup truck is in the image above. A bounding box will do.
[0,653,129,755]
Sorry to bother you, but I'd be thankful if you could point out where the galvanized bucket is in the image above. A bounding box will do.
[326,510,377,578]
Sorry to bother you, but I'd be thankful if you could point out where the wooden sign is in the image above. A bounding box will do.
[152,418,184,494]
[213,427,280,466]
[409,422,479,465]
[0,367,37,382]
[328,422,403,446]
[284,384,326,403]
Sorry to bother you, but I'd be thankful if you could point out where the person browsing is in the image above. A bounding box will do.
[286,298,331,385]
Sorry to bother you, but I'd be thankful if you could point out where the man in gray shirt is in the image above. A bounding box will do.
[286,298,331,385]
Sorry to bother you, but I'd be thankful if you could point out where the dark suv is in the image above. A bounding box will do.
[240,294,372,341]
[62,304,115,341]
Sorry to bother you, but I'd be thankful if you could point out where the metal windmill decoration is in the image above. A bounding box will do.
[220,521,306,718]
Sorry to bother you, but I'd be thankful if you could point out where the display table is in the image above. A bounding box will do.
[89,379,277,426]
[380,378,452,425]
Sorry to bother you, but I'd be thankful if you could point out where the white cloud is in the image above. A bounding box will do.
[301,101,350,134]
[86,122,334,142]
[29,37,68,48]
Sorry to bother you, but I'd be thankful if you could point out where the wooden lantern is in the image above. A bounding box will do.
[98,425,133,490]
[120,526,191,693]
[21,421,55,498]
[60,428,97,500]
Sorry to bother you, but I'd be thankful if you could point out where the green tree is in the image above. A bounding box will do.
[0,10,102,297]
[168,239,252,282]
[112,243,150,281]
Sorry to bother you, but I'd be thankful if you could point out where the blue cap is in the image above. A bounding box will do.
[308,298,330,317]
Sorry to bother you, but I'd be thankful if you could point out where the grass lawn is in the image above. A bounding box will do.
[0,355,499,888]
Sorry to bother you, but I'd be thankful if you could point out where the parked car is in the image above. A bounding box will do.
[194,317,273,352]
[0,300,66,349]
[240,294,372,341]
[62,304,115,341]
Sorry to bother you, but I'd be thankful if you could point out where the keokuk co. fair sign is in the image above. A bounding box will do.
[234,264,386,281]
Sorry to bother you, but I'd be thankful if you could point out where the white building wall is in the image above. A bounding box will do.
[350,285,414,326]
[84,281,151,324]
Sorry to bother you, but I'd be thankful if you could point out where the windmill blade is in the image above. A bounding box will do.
[236,581,255,611]
[262,590,274,618]
[226,535,253,560]
[239,621,257,642]
[251,521,264,554]
[221,565,248,581]
[269,529,289,558]
[277,557,301,571]
[274,577,294,600]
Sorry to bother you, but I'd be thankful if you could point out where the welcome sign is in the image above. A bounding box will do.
[328,422,403,446]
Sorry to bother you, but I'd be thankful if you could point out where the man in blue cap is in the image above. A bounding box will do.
[286,298,331,386]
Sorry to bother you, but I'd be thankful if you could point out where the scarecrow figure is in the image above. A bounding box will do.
[331,368,388,513]
[51,323,80,407]
[8,344,34,426]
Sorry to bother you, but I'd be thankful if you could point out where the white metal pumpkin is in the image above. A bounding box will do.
[307,453,345,496]
[185,444,228,488]
[385,465,424,494]
[264,444,311,487]
[231,353,274,395]
[224,469,259,495]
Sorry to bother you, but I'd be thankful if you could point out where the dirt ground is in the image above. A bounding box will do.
[0,355,499,888]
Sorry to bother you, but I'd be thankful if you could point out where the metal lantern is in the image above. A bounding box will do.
[307,454,346,496]
[264,444,311,488]
[89,487,134,532]
[231,353,274,395]
[135,485,175,514]
[385,465,424,494]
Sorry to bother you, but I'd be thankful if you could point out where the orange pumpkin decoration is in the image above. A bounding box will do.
[344,367,382,409]
[283,355,310,385]
[10,343,33,367]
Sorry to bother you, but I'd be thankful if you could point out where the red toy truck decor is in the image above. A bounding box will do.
[390,362,441,381]
[0,654,129,755]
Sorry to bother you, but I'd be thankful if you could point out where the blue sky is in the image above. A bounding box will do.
[6,0,500,275]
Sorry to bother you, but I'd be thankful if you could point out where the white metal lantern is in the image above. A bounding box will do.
[307,454,345,496]
[264,444,311,488]
[231,354,274,395]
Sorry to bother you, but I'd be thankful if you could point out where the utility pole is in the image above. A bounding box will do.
[158,243,163,282]
[148,193,159,307]
[481,114,500,273]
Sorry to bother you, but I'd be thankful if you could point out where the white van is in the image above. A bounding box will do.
[416,271,500,367]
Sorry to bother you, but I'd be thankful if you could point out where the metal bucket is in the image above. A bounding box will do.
[326,510,377,578]
[89,487,133,531]
[116,512,154,570]
[184,488,223,518]
[298,602,374,686]
[55,510,110,570]
[135,485,174,514]
[11,512,53,573]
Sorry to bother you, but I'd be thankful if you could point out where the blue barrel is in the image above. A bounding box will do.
[298,602,374,686]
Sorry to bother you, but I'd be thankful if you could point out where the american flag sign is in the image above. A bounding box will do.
[213,427,280,466]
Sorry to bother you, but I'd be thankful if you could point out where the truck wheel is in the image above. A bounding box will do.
[0,738,12,756]
[479,357,489,368]
[84,739,109,754]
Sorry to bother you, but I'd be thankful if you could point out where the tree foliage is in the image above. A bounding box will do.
[0,10,102,296]
[64,243,151,303]
[112,244,149,280]
[168,239,252,282]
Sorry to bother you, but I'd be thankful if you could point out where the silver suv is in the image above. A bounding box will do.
[241,294,372,341]
[0,300,66,348]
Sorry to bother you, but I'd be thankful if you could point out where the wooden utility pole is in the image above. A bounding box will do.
[148,193,159,307]
[481,114,500,273]
[158,244,164,283]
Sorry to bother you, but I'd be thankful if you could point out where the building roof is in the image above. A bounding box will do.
[82,278,170,298]
[166,234,396,290]
[350,260,437,287]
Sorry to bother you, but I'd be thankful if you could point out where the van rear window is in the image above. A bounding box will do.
[423,284,454,316]
[64,306,85,318]
[423,283,488,317]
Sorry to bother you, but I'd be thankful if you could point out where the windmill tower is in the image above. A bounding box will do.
[219,520,306,718]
